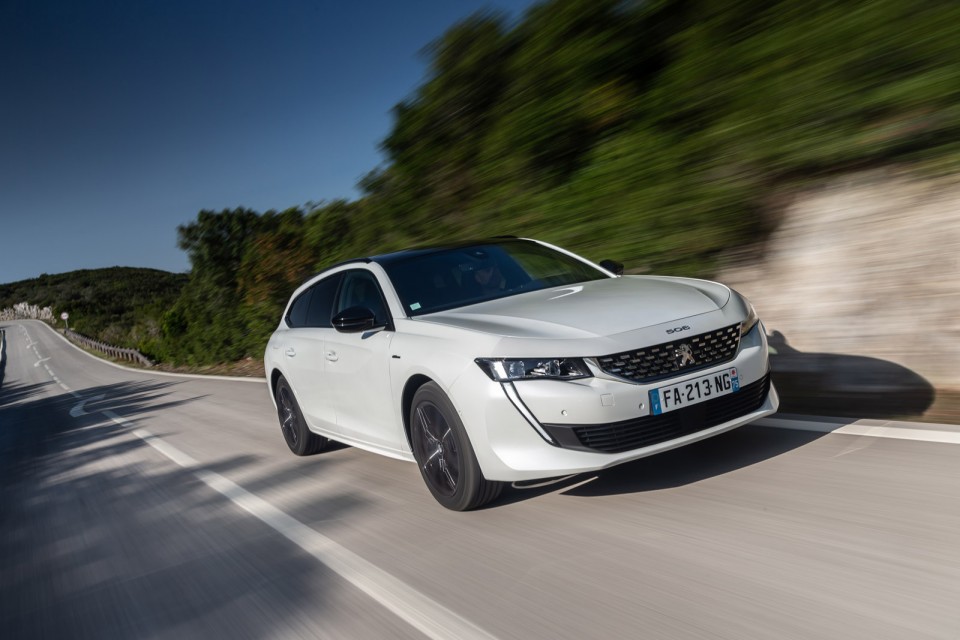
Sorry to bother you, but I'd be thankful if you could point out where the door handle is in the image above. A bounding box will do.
[285,348,296,358]
[325,350,338,362]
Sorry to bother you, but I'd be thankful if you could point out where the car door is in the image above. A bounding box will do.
[279,272,343,433]
[325,269,403,452]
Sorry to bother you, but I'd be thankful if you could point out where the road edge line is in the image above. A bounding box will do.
[757,415,960,444]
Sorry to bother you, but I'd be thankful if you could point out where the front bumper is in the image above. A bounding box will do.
[450,323,779,482]
[540,373,771,453]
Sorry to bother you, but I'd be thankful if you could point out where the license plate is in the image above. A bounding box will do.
[649,368,739,415]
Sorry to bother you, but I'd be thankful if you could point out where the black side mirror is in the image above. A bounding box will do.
[332,306,378,333]
[599,259,624,276]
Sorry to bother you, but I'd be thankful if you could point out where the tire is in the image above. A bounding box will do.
[409,382,503,511]
[275,376,328,456]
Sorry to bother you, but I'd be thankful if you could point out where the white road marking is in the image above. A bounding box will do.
[758,416,960,445]
[97,410,499,640]
[70,395,105,417]
[34,357,50,367]
[832,439,875,458]
[24,317,956,638]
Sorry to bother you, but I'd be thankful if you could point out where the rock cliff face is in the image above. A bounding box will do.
[720,170,960,389]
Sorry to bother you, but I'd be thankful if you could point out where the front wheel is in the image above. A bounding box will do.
[409,382,503,511]
[275,376,328,456]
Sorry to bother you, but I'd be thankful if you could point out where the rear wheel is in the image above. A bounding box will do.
[275,376,328,456]
[410,382,503,511]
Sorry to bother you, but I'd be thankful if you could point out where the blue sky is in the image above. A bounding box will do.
[0,0,536,284]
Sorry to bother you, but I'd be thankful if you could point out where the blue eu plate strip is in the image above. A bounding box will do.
[649,389,662,416]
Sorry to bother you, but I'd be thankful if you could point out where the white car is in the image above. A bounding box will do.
[265,238,778,510]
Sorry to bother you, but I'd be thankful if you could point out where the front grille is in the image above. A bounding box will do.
[542,374,771,454]
[594,323,741,384]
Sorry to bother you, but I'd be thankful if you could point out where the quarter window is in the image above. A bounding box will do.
[286,289,312,328]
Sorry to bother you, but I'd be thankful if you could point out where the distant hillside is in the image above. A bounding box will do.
[0,267,187,355]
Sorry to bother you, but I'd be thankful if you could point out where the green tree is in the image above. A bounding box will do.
[153,0,960,366]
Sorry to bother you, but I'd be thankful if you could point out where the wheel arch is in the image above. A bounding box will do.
[269,367,284,400]
[401,374,434,449]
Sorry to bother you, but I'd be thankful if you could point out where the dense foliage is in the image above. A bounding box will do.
[163,0,960,365]
[12,0,960,366]
[0,268,187,354]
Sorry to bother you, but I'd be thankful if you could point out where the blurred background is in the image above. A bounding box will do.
[2,0,958,416]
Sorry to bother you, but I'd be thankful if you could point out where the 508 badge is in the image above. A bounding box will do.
[666,325,691,334]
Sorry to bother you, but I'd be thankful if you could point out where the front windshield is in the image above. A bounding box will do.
[383,240,610,317]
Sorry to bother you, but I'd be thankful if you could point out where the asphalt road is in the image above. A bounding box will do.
[2,320,958,639]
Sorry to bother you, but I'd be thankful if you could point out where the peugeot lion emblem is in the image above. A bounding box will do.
[675,344,695,368]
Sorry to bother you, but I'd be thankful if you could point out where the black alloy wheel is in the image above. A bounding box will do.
[412,401,461,497]
[410,382,502,511]
[275,376,327,456]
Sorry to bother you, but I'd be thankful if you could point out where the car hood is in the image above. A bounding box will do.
[417,276,730,339]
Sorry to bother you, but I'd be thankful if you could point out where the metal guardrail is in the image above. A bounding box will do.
[64,329,154,367]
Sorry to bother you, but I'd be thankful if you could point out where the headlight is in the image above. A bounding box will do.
[475,357,592,382]
[741,301,760,337]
